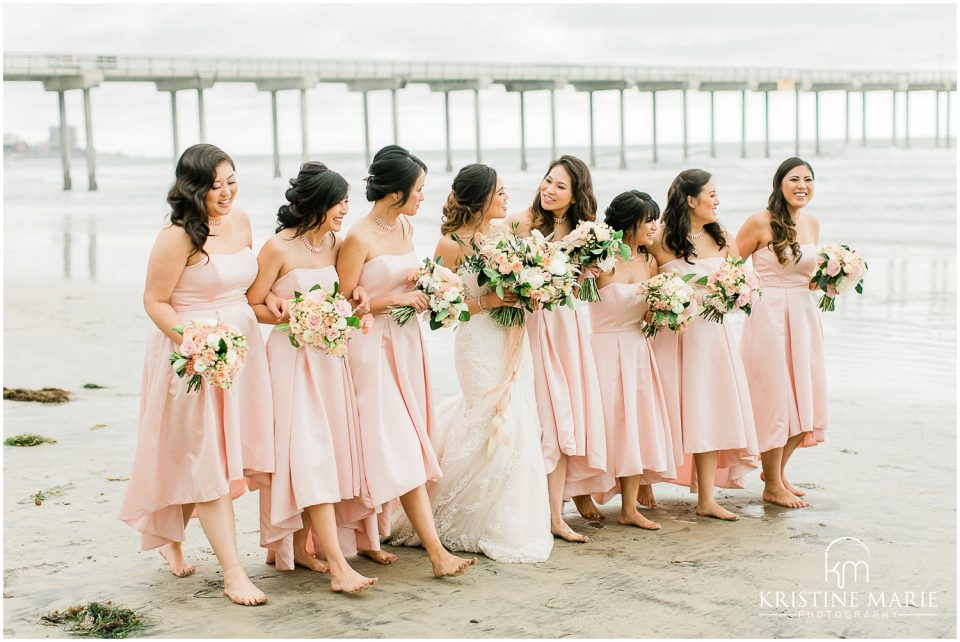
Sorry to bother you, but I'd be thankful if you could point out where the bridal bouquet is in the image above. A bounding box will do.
[811,244,868,312]
[636,271,699,338]
[692,256,763,324]
[169,319,249,392]
[390,257,471,330]
[467,228,577,326]
[274,282,369,358]
[559,220,632,302]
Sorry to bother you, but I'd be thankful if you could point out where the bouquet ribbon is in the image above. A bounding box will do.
[481,324,526,457]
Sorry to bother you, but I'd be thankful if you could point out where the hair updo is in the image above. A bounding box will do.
[767,157,814,265]
[604,190,660,256]
[166,143,235,260]
[275,162,349,237]
[661,169,726,263]
[364,144,427,207]
[440,164,498,235]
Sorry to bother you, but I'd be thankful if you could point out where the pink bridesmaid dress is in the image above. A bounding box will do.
[740,244,827,452]
[589,283,677,503]
[118,248,274,550]
[347,251,442,535]
[652,256,759,491]
[258,266,379,569]
[527,302,612,497]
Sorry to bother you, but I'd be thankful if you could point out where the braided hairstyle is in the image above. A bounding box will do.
[440,164,498,235]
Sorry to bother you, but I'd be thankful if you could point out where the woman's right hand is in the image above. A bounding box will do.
[486,290,523,308]
[395,290,430,313]
[265,291,289,322]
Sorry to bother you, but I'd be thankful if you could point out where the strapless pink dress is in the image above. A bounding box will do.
[258,266,378,569]
[651,256,759,491]
[589,282,677,503]
[527,301,611,498]
[741,245,827,452]
[118,248,274,550]
[347,251,441,537]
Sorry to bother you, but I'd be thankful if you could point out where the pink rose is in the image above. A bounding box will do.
[360,314,374,334]
[325,328,341,341]
[179,339,196,356]
[825,260,841,277]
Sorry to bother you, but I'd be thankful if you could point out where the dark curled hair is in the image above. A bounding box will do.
[440,163,498,235]
[604,190,660,256]
[167,143,234,260]
[661,169,726,263]
[767,157,814,265]
[364,144,427,207]
[530,155,597,236]
[276,162,349,236]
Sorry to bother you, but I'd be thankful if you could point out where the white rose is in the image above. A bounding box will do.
[225,350,238,364]
[335,317,348,330]
[597,256,616,272]
[443,287,460,302]
[519,267,545,290]
[206,333,222,348]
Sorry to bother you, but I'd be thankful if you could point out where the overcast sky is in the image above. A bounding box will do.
[3,2,956,156]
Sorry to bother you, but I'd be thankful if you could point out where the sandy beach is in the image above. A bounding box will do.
[3,146,956,637]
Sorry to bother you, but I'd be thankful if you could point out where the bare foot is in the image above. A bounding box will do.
[330,568,378,593]
[618,512,661,530]
[636,484,657,509]
[430,549,476,578]
[761,471,806,497]
[695,500,739,521]
[551,521,589,543]
[358,549,398,565]
[222,566,267,606]
[763,487,810,509]
[572,495,604,521]
[293,550,329,573]
[158,543,195,578]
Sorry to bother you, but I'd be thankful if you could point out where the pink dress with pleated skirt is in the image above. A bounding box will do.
[651,256,759,492]
[118,248,274,550]
[347,251,441,537]
[589,283,677,504]
[740,245,827,453]
[527,301,612,498]
[258,266,379,570]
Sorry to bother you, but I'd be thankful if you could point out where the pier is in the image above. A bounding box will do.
[4,52,956,190]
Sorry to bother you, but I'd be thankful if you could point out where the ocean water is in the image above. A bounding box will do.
[3,142,956,406]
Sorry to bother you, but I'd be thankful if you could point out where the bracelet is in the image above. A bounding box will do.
[476,295,486,311]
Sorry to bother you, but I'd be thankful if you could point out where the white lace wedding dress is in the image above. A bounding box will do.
[389,267,553,563]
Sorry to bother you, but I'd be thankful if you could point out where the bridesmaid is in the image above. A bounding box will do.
[589,191,677,530]
[504,155,611,543]
[336,144,476,577]
[649,169,759,521]
[118,144,272,605]
[246,162,378,592]
[737,157,826,509]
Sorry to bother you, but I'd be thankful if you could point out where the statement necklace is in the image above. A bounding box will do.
[375,216,400,232]
[300,231,333,254]
[208,216,223,227]
[690,227,707,240]
[553,215,567,225]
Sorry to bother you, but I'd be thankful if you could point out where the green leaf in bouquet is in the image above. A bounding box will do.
[172,326,184,336]
[496,283,505,298]
[274,323,290,332]
[293,290,302,299]
[619,245,633,260]
[429,318,442,331]
[346,316,361,328]
[218,338,227,353]
[333,281,340,295]
[287,334,301,348]
[681,273,698,282]
[855,283,863,294]
[171,357,188,372]
[458,310,471,322]
[694,276,709,286]
[309,283,322,292]
[435,308,450,322]
[435,255,444,266]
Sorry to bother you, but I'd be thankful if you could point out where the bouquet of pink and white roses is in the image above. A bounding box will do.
[468,227,578,326]
[390,257,471,330]
[559,220,633,302]
[811,244,868,312]
[692,256,763,324]
[636,271,699,338]
[274,282,370,358]
[169,319,249,393]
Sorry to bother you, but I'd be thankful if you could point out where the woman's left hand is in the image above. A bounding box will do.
[353,286,371,316]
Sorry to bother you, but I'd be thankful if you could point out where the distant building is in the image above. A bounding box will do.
[3,132,30,154]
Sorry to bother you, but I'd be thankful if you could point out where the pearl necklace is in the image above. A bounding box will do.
[300,231,333,254]
[375,216,400,232]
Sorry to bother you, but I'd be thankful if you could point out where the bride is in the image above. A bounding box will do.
[390,164,553,563]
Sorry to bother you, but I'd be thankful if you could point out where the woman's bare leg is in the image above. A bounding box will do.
[195,494,266,606]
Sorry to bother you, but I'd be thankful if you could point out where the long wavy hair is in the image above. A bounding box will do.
[275,162,349,237]
[529,155,597,237]
[767,157,814,265]
[167,143,235,261]
[604,190,660,257]
[440,164,498,235]
[661,169,726,263]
